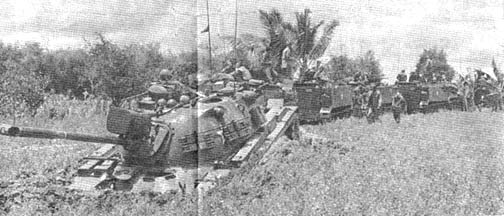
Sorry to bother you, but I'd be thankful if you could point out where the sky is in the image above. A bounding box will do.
[1,0,503,83]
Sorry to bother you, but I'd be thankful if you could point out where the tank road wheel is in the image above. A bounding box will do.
[344,110,352,119]
[420,108,427,114]
[286,119,300,140]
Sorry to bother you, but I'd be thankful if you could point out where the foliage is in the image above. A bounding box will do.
[284,9,339,81]
[326,51,383,83]
[258,9,290,71]
[0,35,197,116]
[85,34,155,105]
[44,49,89,97]
[414,48,456,82]
[356,50,383,82]
[326,55,358,81]
[0,42,49,117]
[167,51,198,88]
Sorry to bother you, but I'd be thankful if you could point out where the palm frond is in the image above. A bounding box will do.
[309,20,339,60]
[258,9,292,69]
[304,20,324,56]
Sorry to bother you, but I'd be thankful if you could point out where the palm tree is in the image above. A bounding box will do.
[282,9,339,81]
[224,9,339,82]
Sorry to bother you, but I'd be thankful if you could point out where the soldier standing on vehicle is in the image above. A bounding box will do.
[313,60,325,80]
[396,70,408,82]
[281,43,293,76]
[231,61,252,82]
[409,71,419,82]
[221,59,234,74]
[391,90,406,123]
[367,83,382,123]
[263,61,278,83]
[159,69,173,83]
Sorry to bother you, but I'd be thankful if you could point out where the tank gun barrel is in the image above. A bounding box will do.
[0,124,124,145]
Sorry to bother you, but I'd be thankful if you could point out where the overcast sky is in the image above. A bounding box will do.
[1,0,503,82]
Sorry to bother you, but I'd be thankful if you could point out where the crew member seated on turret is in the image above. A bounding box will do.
[159,69,173,83]
[419,73,427,83]
[230,61,252,82]
[263,61,278,83]
[353,72,368,84]
[221,59,235,74]
[396,70,408,83]
[409,71,420,82]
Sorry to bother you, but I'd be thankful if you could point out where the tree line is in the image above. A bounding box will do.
[0,34,197,116]
[0,8,462,117]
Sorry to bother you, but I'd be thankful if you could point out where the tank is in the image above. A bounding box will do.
[0,82,299,194]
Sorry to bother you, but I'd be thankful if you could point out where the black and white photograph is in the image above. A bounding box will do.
[0,0,503,215]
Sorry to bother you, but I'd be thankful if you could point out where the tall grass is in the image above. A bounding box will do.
[34,94,111,120]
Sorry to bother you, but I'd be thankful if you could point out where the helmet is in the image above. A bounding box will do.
[148,85,169,99]
[160,69,172,81]
[157,98,167,107]
[180,95,190,104]
[166,99,177,108]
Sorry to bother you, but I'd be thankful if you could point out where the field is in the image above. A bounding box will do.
[1,109,504,215]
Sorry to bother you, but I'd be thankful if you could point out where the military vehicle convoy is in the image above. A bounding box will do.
[293,80,461,123]
[0,80,299,195]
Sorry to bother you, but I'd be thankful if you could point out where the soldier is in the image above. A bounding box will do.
[409,71,419,82]
[418,73,427,83]
[221,59,234,74]
[391,90,406,123]
[82,88,89,100]
[156,98,167,114]
[281,43,293,76]
[263,61,278,83]
[354,72,367,83]
[352,86,364,118]
[159,69,173,83]
[230,61,252,82]
[461,82,470,111]
[396,70,408,82]
[366,83,382,124]
[312,60,325,80]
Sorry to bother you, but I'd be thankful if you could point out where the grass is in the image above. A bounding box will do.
[0,109,503,215]
[201,110,504,215]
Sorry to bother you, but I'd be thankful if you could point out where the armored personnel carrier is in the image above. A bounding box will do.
[0,81,299,195]
[293,78,461,123]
